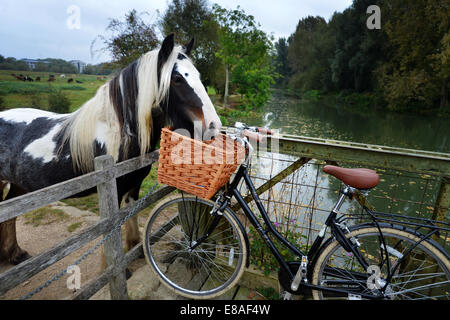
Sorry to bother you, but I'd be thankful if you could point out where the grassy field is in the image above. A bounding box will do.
[0,69,108,112]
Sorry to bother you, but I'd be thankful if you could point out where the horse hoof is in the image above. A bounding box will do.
[11,250,32,265]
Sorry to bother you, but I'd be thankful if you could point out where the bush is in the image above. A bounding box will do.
[48,89,71,113]
[29,91,43,109]
[302,90,322,101]
[249,223,309,276]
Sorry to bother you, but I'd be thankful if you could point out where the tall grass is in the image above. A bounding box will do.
[0,95,5,111]
[48,89,71,113]
[0,82,85,95]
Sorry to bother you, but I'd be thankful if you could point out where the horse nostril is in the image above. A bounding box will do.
[208,122,216,130]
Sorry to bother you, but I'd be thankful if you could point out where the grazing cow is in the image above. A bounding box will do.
[35,77,41,81]
[67,78,74,83]
[14,74,26,81]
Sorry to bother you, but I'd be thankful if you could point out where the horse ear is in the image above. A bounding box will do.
[184,38,195,56]
[158,34,175,66]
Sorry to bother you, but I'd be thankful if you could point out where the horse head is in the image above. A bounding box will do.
[156,34,222,141]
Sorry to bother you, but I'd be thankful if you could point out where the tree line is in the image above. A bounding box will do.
[275,0,448,114]
[0,55,113,75]
[4,0,446,114]
[95,1,275,110]
[97,0,448,115]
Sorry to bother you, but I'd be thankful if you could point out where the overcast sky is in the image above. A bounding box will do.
[0,0,352,64]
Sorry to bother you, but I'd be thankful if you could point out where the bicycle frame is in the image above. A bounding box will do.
[202,161,449,299]
[214,163,379,297]
[228,164,304,280]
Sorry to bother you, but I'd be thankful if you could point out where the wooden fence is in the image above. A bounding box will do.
[0,150,174,300]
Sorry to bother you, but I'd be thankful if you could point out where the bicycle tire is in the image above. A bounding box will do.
[143,194,248,299]
[312,224,450,300]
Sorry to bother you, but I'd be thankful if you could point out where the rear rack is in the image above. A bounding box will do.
[341,210,450,233]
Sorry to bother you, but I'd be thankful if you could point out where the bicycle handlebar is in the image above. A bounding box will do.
[232,121,272,143]
[256,127,273,135]
[242,129,264,142]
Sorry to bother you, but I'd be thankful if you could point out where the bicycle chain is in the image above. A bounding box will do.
[20,181,160,300]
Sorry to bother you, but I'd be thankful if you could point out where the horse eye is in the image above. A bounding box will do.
[173,75,183,83]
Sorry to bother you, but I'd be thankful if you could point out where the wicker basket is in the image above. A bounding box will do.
[157,127,246,199]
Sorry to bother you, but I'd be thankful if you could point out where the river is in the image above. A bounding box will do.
[240,90,450,154]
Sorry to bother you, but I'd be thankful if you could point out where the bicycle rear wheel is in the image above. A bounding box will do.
[312,224,450,300]
[143,194,247,299]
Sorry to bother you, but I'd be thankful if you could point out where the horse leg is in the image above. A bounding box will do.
[0,180,8,200]
[0,184,31,265]
[99,188,140,279]
[123,188,141,251]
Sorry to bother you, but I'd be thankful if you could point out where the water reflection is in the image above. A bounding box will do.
[241,91,450,153]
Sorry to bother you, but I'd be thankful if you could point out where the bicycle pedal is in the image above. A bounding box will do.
[281,291,294,300]
[290,256,308,291]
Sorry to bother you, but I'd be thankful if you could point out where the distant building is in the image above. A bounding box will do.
[21,58,49,70]
[69,60,86,73]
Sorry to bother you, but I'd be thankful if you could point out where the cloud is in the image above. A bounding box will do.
[0,0,353,64]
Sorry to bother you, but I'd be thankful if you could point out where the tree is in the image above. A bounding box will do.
[160,0,222,88]
[273,38,292,88]
[328,0,385,93]
[44,59,78,73]
[287,16,334,92]
[376,0,449,113]
[95,9,159,68]
[213,4,274,109]
[83,63,114,75]
[0,57,29,71]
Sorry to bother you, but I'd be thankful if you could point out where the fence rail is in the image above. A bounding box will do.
[267,134,450,176]
[266,134,450,222]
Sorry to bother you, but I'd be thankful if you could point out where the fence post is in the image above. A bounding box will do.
[94,155,128,300]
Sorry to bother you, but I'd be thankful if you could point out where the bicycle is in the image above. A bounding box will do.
[143,124,450,300]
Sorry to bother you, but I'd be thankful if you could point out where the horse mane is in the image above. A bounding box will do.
[60,45,183,173]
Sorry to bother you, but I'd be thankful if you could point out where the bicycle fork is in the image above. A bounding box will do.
[188,196,228,252]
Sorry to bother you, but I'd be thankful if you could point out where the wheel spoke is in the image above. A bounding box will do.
[313,227,449,300]
[143,196,246,299]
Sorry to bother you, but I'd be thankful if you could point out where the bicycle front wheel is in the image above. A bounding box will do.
[143,194,247,299]
[312,224,450,300]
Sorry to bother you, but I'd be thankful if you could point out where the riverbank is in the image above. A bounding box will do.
[209,93,266,127]
[280,88,450,118]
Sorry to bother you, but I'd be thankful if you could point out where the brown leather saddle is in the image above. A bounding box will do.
[323,165,380,189]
